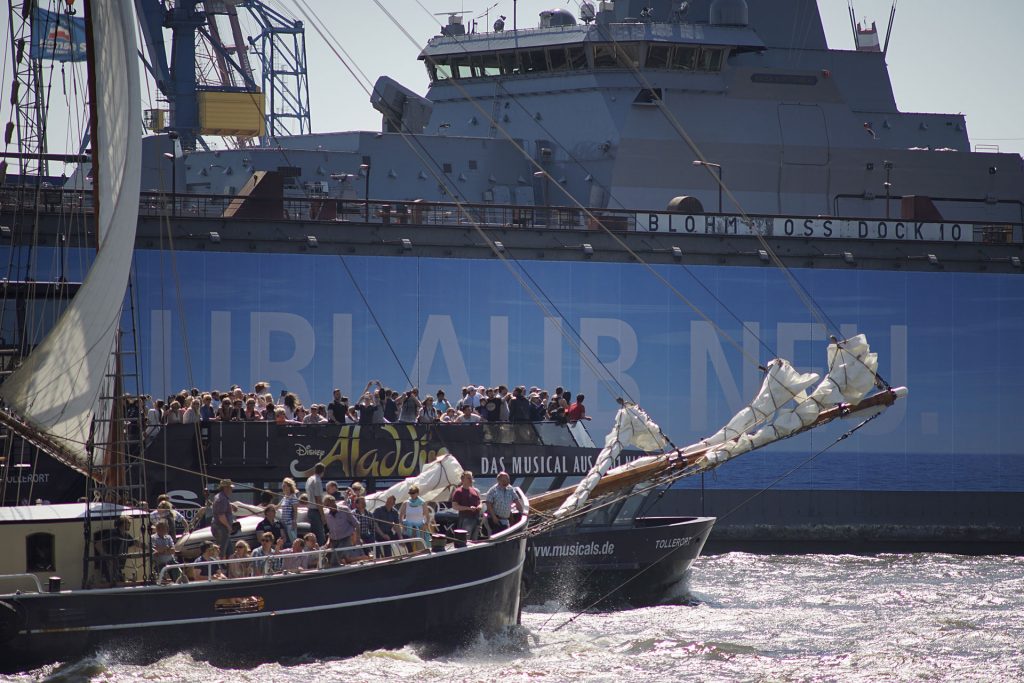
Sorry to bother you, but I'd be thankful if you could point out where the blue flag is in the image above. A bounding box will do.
[30,7,87,62]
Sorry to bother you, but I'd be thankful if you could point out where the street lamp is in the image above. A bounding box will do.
[360,162,371,222]
[162,152,177,217]
[692,159,722,213]
[883,160,893,219]
[533,170,550,225]
[331,173,355,218]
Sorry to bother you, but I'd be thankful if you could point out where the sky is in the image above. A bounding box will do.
[1,1,1022,157]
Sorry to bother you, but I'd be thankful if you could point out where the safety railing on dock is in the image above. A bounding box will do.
[2,186,1022,245]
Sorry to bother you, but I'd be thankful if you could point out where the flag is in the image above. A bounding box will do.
[30,7,87,62]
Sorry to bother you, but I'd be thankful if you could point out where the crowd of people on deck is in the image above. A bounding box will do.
[147,466,524,583]
[138,380,591,431]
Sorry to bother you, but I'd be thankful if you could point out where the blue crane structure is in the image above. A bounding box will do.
[133,0,311,150]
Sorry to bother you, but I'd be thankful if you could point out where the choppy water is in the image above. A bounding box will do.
[7,553,1024,682]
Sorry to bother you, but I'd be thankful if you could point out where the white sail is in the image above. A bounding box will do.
[0,3,141,469]
[365,454,465,512]
[554,403,668,519]
[683,358,820,454]
[700,335,884,468]
[597,336,895,478]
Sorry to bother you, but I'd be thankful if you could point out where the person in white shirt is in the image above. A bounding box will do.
[306,464,326,544]
[455,405,482,423]
[303,404,327,424]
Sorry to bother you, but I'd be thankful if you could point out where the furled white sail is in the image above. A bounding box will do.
[599,336,894,479]
[0,3,141,469]
[699,335,883,468]
[683,358,820,454]
[553,403,668,519]
[365,454,465,512]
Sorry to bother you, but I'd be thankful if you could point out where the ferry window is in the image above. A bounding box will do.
[520,50,548,73]
[548,47,569,71]
[593,44,618,68]
[646,44,672,68]
[697,47,723,72]
[26,532,55,572]
[671,46,696,70]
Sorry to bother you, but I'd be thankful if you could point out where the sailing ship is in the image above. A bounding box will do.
[0,3,527,672]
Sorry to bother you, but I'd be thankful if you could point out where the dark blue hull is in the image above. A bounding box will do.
[528,516,715,606]
[0,529,526,673]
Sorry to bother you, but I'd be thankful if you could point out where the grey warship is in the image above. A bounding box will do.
[4,0,1022,551]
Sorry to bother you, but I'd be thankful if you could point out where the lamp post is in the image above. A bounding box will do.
[360,162,371,222]
[533,170,549,225]
[331,173,355,218]
[162,152,177,217]
[883,160,893,219]
[692,159,722,213]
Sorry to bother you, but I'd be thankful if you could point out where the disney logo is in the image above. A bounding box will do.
[294,443,326,458]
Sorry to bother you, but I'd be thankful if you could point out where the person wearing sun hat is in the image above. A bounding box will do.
[211,478,235,554]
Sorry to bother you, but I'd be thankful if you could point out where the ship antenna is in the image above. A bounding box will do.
[882,0,898,55]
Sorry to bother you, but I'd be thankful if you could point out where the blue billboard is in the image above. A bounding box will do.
[6,245,1022,493]
[120,250,1024,493]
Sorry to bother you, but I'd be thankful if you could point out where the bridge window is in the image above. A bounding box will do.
[472,53,502,77]
[593,44,618,68]
[519,50,549,74]
[646,44,672,68]
[697,47,723,71]
[593,42,641,69]
[548,47,569,71]
[567,46,588,70]
[424,41,718,83]
[671,46,696,70]
[497,51,518,74]
[450,55,473,79]
[426,57,453,81]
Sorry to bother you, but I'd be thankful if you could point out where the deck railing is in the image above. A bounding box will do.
[2,186,1022,244]
[157,536,429,584]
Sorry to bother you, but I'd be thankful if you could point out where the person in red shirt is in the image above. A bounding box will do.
[565,394,591,422]
[451,471,482,540]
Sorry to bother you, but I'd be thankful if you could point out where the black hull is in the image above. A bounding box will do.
[527,516,714,607]
[0,531,525,673]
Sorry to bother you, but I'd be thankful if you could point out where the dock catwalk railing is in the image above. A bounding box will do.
[2,187,1022,245]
